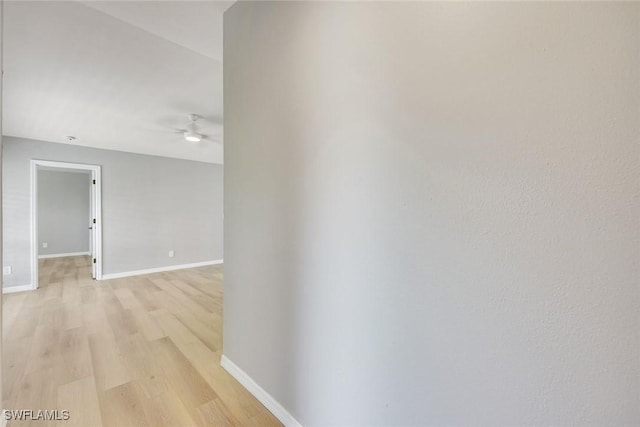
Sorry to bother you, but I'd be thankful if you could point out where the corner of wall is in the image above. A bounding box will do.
[220,355,303,427]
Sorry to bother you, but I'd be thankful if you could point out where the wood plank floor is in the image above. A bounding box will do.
[3,256,282,427]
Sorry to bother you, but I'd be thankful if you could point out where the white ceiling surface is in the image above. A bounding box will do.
[3,1,231,164]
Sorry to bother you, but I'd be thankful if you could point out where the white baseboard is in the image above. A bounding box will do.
[3,284,35,294]
[38,251,90,259]
[221,355,302,427]
[1,410,6,427]
[101,259,223,280]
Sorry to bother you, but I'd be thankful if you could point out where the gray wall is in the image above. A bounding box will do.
[224,2,639,426]
[38,170,91,256]
[3,136,223,288]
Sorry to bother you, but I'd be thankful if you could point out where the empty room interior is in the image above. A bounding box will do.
[0,1,638,427]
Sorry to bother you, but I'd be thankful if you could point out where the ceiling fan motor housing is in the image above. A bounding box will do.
[184,114,203,142]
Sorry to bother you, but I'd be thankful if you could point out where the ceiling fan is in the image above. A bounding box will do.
[183,113,206,142]
[157,113,222,144]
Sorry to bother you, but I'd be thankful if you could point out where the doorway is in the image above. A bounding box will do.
[30,160,103,289]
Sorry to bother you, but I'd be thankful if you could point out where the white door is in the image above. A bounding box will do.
[90,171,97,279]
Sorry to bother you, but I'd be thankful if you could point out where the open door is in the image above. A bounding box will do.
[90,170,97,279]
[30,160,102,289]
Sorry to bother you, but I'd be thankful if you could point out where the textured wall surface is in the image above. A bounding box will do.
[38,170,91,256]
[3,136,223,288]
[224,2,639,426]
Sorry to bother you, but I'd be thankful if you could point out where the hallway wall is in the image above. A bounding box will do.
[223,2,640,425]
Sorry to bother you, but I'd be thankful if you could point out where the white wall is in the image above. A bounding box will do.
[38,169,91,256]
[3,136,223,289]
[1,0,5,406]
[223,2,640,426]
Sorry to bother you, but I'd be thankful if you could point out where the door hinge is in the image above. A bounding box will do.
[93,179,96,184]
[93,218,96,224]
[93,258,96,264]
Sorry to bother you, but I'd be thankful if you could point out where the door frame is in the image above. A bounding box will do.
[30,159,103,289]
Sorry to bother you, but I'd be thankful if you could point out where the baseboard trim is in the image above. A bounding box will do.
[101,259,223,280]
[38,251,90,259]
[221,355,302,427]
[3,284,35,294]
[1,410,7,427]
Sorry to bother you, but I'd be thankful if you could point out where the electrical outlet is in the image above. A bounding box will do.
[42,242,48,248]
[3,266,12,275]
[168,250,175,258]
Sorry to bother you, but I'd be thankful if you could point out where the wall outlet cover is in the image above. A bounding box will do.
[3,266,12,275]
[43,242,48,248]
[169,250,175,258]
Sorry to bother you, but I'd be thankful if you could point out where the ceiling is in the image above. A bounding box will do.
[3,1,234,164]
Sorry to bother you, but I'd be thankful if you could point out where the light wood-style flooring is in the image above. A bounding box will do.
[3,256,281,426]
